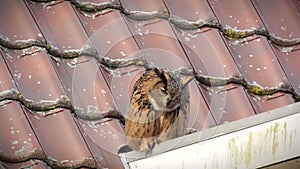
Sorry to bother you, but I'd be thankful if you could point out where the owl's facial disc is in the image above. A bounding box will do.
[148,88,169,111]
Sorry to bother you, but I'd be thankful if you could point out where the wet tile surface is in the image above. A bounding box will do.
[0,0,299,168]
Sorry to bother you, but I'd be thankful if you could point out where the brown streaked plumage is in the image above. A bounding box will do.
[125,68,190,153]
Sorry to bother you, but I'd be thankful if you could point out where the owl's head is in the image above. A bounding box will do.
[148,68,191,111]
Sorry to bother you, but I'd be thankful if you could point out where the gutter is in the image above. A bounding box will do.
[120,102,300,169]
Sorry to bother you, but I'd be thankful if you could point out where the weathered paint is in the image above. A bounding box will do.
[126,112,300,169]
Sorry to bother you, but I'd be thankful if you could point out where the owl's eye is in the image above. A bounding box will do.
[160,87,167,94]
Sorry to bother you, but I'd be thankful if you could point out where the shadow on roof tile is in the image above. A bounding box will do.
[0,53,16,91]
[1,159,50,169]
[294,0,300,11]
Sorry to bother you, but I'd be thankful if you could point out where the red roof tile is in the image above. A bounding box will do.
[0,50,46,167]
[121,0,219,129]
[0,102,45,162]
[0,0,299,168]
[294,0,300,11]
[208,0,295,113]
[1,1,97,168]
[0,53,16,91]
[26,1,126,168]
[252,0,300,39]
[165,0,255,124]
[253,0,300,94]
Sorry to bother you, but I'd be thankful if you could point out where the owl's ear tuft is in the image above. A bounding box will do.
[181,76,194,87]
[153,68,161,76]
[153,68,168,85]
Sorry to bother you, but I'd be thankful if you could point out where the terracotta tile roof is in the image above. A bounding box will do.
[0,0,299,168]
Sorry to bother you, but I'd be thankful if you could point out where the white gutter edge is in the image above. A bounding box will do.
[120,102,300,168]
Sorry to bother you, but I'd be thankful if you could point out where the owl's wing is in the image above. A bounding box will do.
[125,101,160,152]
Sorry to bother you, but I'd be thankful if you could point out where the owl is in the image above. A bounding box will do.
[125,68,190,153]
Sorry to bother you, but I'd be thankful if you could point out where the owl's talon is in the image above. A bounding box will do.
[186,128,197,135]
[117,144,133,154]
